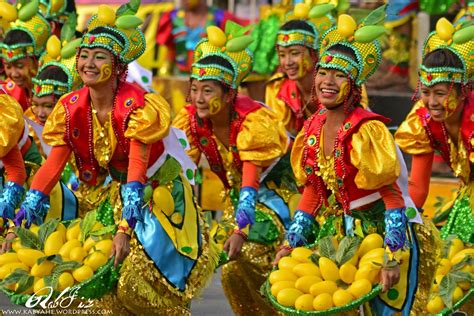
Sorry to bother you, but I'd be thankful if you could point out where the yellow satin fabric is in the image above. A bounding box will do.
[395,101,433,155]
[0,94,24,157]
[291,120,400,190]
[172,106,288,168]
[43,94,171,150]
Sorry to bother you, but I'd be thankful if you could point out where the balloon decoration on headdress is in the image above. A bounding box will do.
[191,21,254,89]
[318,5,387,86]
[420,17,474,87]
[0,0,51,62]
[80,0,145,64]
[33,12,82,97]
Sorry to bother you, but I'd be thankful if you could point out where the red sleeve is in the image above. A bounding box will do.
[30,145,72,195]
[297,184,322,216]
[379,182,405,209]
[2,146,26,185]
[127,140,152,184]
[156,11,174,46]
[241,161,260,189]
[408,153,434,208]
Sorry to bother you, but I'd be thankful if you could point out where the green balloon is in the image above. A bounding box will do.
[453,25,474,44]
[309,3,335,19]
[61,38,82,59]
[115,15,143,29]
[354,25,386,43]
[226,35,254,52]
[18,0,39,22]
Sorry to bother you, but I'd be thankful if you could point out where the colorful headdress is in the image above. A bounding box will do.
[80,3,145,64]
[32,13,82,97]
[191,21,253,89]
[276,3,336,51]
[318,6,387,86]
[0,0,51,62]
[39,0,70,23]
[420,18,474,87]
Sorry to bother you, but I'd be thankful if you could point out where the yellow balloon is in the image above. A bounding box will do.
[47,35,61,59]
[0,2,18,22]
[98,5,116,26]
[51,0,65,14]
[207,26,227,47]
[294,3,310,19]
[337,14,357,38]
[436,18,454,42]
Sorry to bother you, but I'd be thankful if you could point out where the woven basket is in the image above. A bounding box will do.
[264,278,382,315]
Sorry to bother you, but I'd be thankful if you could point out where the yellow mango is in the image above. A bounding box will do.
[319,257,339,282]
[359,248,385,264]
[69,247,87,263]
[31,261,54,277]
[16,249,45,267]
[0,253,19,266]
[354,264,380,284]
[313,293,333,311]
[83,237,96,252]
[452,287,464,303]
[291,247,313,263]
[57,272,74,291]
[309,280,338,296]
[12,240,25,252]
[451,248,474,265]
[30,224,40,235]
[66,221,81,241]
[56,223,67,241]
[72,265,93,282]
[435,258,452,276]
[278,256,299,271]
[447,238,464,259]
[44,231,65,256]
[295,275,322,294]
[270,281,295,297]
[339,262,357,284]
[91,239,112,256]
[357,234,383,258]
[269,270,298,285]
[293,262,321,277]
[33,278,50,296]
[349,279,372,298]
[59,239,82,259]
[277,288,303,307]
[295,293,314,311]
[333,289,353,307]
[84,251,108,271]
[426,296,444,314]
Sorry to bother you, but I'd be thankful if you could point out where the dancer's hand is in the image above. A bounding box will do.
[1,232,16,253]
[223,233,245,260]
[273,247,292,267]
[111,233,131,268]
[380,264,400,292]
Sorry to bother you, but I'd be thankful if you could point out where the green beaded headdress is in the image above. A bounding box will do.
[276,3,336,51]
[0,0,51,62]
[192,21,254,89]
[39,0,68,23]
[420,18,474,87]
[318,6,387,86]
[80,2,145,64]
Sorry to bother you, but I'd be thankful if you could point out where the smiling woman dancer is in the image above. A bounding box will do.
[273,11,434,315]
[4,3,218,314]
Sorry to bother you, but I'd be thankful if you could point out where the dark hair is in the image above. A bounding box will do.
[37,65,68,83]
[280,20,316,36]
[326,44,357,61]
[3,29,33,46]
[88,26,126,46]
[423,48,464,69]
[197,55,234,72]
[65,0,76,15]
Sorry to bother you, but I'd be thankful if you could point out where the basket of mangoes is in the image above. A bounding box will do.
[0,211,118,306]
[265,234,388,314]
[425,237,473,315]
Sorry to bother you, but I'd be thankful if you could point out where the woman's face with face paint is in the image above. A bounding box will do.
[277,45,315,81]
[314,67,350,109]
[190,79,227,119]
[77,48,115,87]
[420,83,462,122]
[4,57,36,88]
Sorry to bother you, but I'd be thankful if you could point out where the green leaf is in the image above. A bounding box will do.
[439,274,456,308]
[37,254,62,266]
[235,25,253,37]
[449,271,473,284]
[38,218,60,249]
[89,225,116,237]
[150,156,181,185]
[80,211,97,242]
[15,275,34,294]
[0,269,28,286]
[52,261,82,275]
[116,0,141,17]
[310,253,321,265]
[318,236,336,260]
[361,4,387,26]
[60,12,78,42]
[48,271,61,291]
[335,236,361,266]
[14,227,41,250]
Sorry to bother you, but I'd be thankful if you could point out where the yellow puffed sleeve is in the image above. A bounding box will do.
[265,74,293,132]
[394,101,433,155]
[237,106,288,167]
[0,94,24,157]
[172,107,201,164]
[43,97,67,146]
[125,94,171,144]
[350,120,400,190]
[290,128,308,185]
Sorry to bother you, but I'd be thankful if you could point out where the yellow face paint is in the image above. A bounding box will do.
[297,51,313,79]
[335,81,350,104]
[443,90,460,118]
[96,63,112,84]
[209,96,223,115]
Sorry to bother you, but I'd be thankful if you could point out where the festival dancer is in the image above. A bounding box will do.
[395,18,473,244]
[173,23,297,315]
[4,4,218,314]
[273,11,434,315]
[0,4,50,111]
